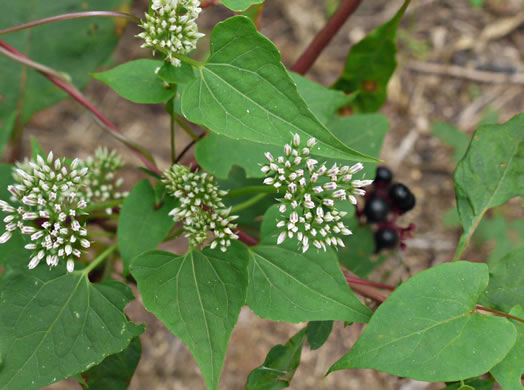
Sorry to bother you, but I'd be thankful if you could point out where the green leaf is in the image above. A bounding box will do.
[81,337,141,390]
[453,114,524,260]
[290,73,353,124]
[0,0,130,124]
[246,328,306,390]
[195,73,385,179]
[195,134,281,179]
[332,0,410,112]
[306,321,333,350]
[182,16,375,162]
[0,113,16,157]
[324,114,389,181]
[443,207,461,228]
[196,113,388,179]
[337,221,386,278]
[490,306,524,390]
[442,378,494,390]
[221,0,264,12]
[118,180,177,275]
[246,206,372,323]
[0,164,30,270]
[432,122,470,163]
[92,59,176,104]
[218,166,276,234]
[30,137,45,159]
[0,266,144,389]
[328,261,517,382]
[0,164,13,205]
[157,62,196,85]
[130,242,249,390]
[480,246,524,312]
[474,216,524,266]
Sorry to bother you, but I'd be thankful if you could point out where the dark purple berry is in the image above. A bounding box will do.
[364,196,389,223]
[389,183,416,212]
[375,227,398,251]
[375,166,393,185]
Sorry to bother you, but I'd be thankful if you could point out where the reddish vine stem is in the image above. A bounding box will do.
[344,272,396,291]
[0,40,161,176]
[476,305,524,324]
[236,231,259,246]
[290,0,363,75]
[349,283,387,303]
[0,11,139,36]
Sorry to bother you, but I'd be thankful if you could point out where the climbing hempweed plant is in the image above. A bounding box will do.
[0,0,523,389]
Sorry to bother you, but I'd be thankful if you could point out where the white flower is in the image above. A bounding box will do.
[261,134,372,252]
[163,164,238,252]
[137,0,204,67]
[78,147,127,207]
[2,152,92,272]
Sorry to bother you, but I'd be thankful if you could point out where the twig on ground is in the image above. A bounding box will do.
[407,61,524,84]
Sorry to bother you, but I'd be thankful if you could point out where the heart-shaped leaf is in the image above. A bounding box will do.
[490,305,524,390]
[0,266,143,389]
[453,114,524,260]
[182,16,376,162]
[92,59,177,104]
[130,242,249,390]
[222,0,264,12]
[246,206,372,324]
[329,262,517,382]
[118,180,177,275]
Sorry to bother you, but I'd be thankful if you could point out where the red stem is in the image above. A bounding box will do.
[0,11,138,36]
[291,0,363,75]
[344,272,396,291]
[0,40,161,175]
[236,230,259,246]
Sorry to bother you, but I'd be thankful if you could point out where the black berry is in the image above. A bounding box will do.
[364,196,389,223]
[375,227,398,251]
[375,166,393,184]
[389,183,416,212]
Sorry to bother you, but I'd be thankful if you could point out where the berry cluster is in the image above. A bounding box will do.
[137,0,204,67]
[0,152,90,272]
[261,134,372,252]
[162,164,239,252]
[362,166,416,252]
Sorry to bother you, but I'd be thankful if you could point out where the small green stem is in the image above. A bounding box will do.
[171,52,203,68]
[81,243,118,275]
[173,114,199,141]
[230,193,267,213]
[170,113,176,164]
[226,186,277,198]
[83,199,124,213]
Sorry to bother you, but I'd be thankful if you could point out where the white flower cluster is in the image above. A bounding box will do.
[262,134,373,252]
[0,152,91,272]
[137,0,204,67]
[79,147,127,214]
[163,164,239,252]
